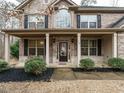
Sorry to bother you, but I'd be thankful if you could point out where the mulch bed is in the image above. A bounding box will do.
[0,68,54,83]
[72,68,124,72]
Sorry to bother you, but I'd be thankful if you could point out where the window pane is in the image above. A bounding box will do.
[37,40,44,47]
[89,40,97,47]
[88,15,97,22]
[29,15,37,22]
[29,22,36,29]
[29,40,35,47]
[29,48,36,56]
[90,48,96,55]
[80,15,97,28]
[80,22,88,28]
[89,22,96,28]
[37,48,44,56]
[81,40,88,47]
[37,22,45,29]
[80,16,88,22]
[55,9,71,28]
[81,48,88,55]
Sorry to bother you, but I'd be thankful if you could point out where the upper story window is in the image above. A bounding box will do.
[54,9,71,28]
[80,15,97,28]
[28,15,45,29]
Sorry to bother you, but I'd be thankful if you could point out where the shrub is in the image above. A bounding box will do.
[0,59,9,72]
[108,58,124,70]
[24,57,46,75]
[10,41,19,59]
[80,58,95,69]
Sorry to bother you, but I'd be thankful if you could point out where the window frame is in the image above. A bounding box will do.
[80,15,98,28]
[28,40,45,56]
[81,39,99,56]
[28,14,45,29]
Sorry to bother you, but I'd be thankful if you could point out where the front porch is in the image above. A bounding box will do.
[3,29,119,68]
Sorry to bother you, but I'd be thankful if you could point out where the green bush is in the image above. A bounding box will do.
[10,41,19,59]
[0,59,9,72]
[24,57,46,75]
[80,58,95,69]
[108,58,124,70]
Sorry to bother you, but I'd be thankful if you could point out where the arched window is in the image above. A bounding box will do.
[54,9,71,28]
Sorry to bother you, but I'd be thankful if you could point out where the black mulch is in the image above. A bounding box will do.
[0,68,54,83]
[72,68,124,72]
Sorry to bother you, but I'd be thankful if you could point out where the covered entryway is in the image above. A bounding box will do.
[49,34,77,67]
[2,29,120,68]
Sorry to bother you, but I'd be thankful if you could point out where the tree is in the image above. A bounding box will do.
[81,0,97,6]
[16,0,24,3]
[0,0,16,29]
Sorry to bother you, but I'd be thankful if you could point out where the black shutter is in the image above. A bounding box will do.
[98,39,102,56]
[45,15,48,28]
[24,39,28,56]
[77,15,80,28]
[97,15,101,28]
[24,15,28,29]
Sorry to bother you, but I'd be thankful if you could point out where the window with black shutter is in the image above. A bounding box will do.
[81,39,102,56]
[27,15,45,29]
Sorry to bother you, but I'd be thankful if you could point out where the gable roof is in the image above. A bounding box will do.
[49,0,77,6]
[15,0,77,10]
[110,16,124,27]
[15,0,32,10]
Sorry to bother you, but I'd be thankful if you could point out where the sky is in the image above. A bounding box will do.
[5,0,124,7]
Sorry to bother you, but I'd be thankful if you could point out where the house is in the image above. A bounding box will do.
[2,0,124,67]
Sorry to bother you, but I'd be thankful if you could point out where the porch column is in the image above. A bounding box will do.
[5,34,10,62]
[113,32,117,57]
[77,33,81,67]
[46,33,49,66]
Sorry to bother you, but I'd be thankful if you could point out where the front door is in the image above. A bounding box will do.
[59,42,68,62]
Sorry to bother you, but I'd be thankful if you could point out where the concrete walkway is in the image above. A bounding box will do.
[51,69,76,80]
[51,68,124,80]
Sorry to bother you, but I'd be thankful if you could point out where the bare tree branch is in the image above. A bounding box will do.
[81,0,97,6]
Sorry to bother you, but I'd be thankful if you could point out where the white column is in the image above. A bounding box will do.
[46,33,49,67]
[5,34,10,62]
[113,32,117,58]
[77,33,81,67]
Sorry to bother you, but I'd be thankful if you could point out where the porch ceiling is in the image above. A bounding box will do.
[2,28,124,38]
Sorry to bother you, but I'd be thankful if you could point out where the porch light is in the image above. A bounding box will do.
[71,39,74,43]
[40,41,44,45]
